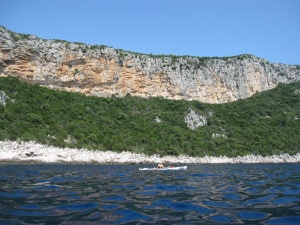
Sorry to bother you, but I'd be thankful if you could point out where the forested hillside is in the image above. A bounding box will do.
[0,76,299,157]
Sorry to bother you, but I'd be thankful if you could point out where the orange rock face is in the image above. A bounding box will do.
[1,26,299,103]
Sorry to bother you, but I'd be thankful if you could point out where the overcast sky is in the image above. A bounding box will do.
[1,0,299,65]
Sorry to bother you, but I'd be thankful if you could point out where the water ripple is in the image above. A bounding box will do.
[114,209,153,223]
[0,163,299,224]
[265,216,300,225]
[238,211,270,220]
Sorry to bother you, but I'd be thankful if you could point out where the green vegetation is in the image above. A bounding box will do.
[0,77,299,157]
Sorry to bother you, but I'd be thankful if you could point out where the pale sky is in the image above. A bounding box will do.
[1,0,299,65]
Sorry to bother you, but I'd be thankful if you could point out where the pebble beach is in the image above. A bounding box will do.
[0,140,299,164]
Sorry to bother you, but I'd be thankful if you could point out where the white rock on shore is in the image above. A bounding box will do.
[0,140,299,164]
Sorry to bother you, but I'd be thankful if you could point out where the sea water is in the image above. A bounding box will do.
[0,163,299,224]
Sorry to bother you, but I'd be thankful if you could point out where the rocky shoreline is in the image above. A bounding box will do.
[0,140,299,164]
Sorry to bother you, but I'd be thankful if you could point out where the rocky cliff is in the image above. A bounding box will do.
[1,26,299,103]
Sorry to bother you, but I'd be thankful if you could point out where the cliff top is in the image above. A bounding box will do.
[0,25,282,66]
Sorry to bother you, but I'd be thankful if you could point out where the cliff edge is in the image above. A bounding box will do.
[1,26,299,103]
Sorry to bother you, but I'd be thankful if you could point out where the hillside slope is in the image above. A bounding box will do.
[0,77,299,157]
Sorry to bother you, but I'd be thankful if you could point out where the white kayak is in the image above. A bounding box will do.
[139,166,187,171]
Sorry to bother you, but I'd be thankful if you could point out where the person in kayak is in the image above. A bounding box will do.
[157,163,164,168]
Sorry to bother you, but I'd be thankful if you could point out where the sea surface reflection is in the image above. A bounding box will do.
[0,163,299,224]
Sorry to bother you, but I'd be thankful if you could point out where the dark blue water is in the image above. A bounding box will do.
[0,163,299,224]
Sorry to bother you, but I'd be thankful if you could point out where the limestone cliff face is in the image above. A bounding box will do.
[1,26,299,103]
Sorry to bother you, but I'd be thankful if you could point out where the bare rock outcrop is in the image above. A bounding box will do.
[1,26,299,103]
[184,109,207,129]
[0,90,9,106]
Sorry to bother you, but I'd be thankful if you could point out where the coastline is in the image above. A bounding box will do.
[0,140,299,164]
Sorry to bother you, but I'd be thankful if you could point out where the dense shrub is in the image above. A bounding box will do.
[0,76,299,156]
